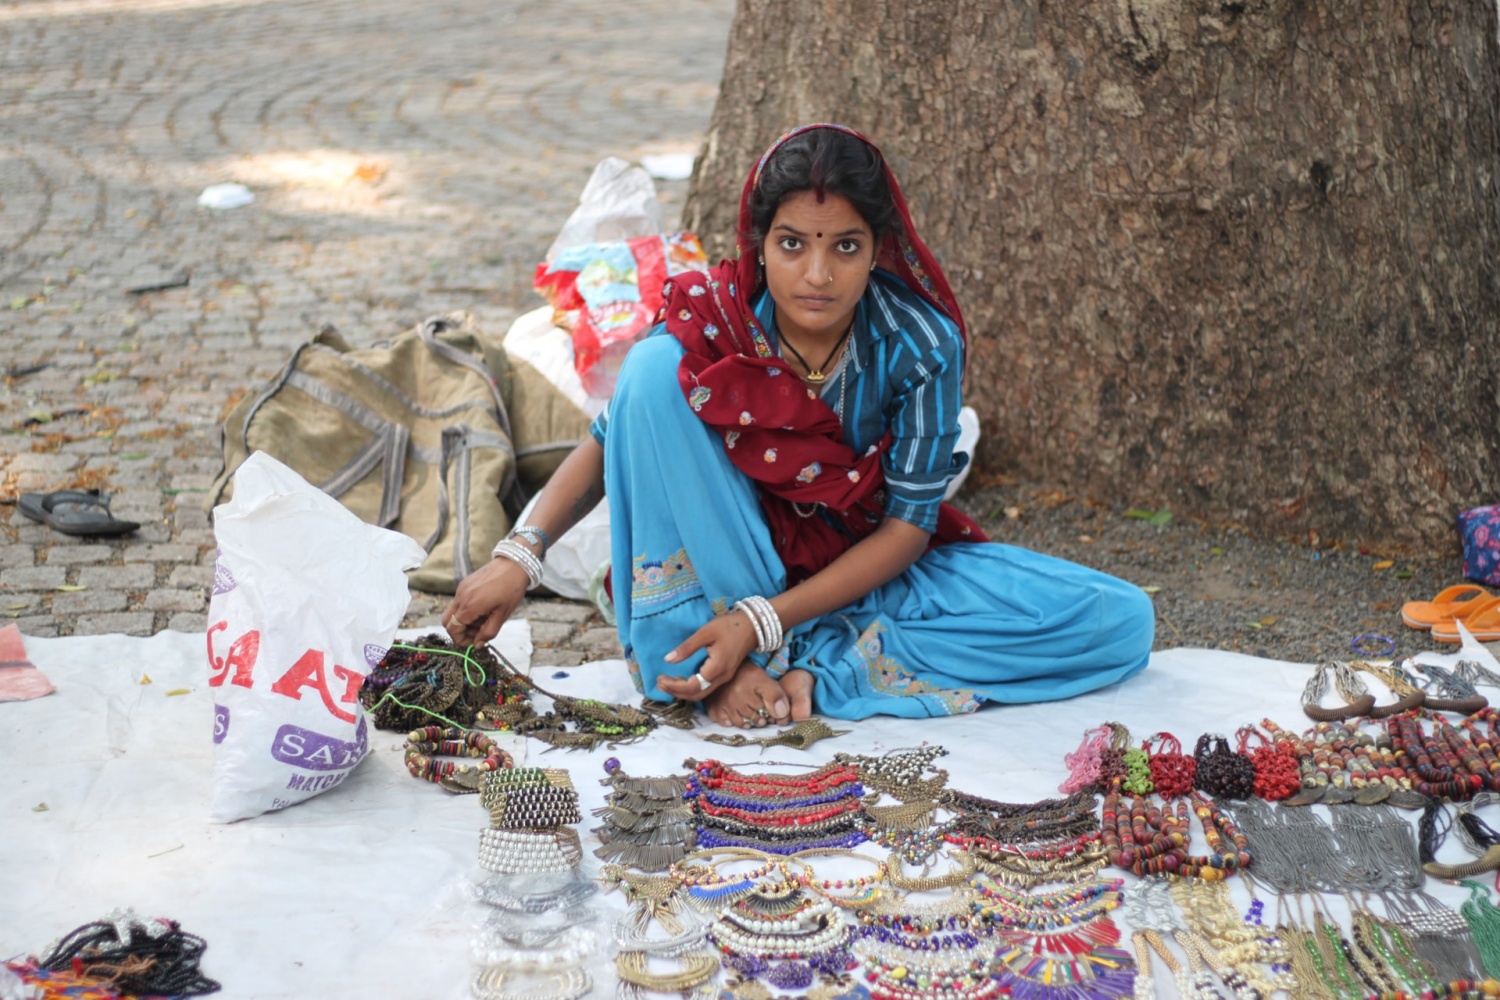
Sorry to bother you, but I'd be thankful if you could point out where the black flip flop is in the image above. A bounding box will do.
[18,489,140,537]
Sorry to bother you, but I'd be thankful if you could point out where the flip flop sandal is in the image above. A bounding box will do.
[17,489,140,537]
[1432,595,1500,642]
[1400,584,1493,630]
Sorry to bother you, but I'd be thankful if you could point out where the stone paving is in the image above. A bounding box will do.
[0,0,734,664]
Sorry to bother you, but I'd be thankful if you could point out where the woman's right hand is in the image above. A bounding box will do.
[442,555,531,648]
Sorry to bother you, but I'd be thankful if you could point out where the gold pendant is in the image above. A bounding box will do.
[803,370,827,384]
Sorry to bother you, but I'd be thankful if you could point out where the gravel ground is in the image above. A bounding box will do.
[963,479,1468,665]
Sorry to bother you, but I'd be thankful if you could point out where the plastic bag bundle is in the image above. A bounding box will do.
[534,232,708,398]
[207,452,424,822]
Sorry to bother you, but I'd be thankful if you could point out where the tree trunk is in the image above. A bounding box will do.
[684,0,1500,552]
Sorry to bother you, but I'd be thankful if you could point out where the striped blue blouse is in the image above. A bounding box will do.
[590,269,967,533]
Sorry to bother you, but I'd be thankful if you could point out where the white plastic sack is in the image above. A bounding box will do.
[207,451,425,823]
[503,305,607,419]
[544,157,662,264]
[945,406,982,501]
[518,492,610,601]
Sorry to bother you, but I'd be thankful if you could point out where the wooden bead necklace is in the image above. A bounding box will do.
[1193,732,1256,801]
[402,725,511,790]
[1142,732,1196,798]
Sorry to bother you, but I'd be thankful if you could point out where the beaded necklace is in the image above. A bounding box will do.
[1389,710,1489,800]
[1193,733,1256,801]
[1235,724,1301,801]
[1169,877,1284,997]
[789,848,890,910]
[1060,722,1131,796]
[707,885,852,989]
[990,899,1136,999]
[686,759,868,854]
[402,724,513,792]
[1142,732,1196,798]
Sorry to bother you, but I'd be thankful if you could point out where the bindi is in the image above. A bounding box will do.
[816,232,822,238]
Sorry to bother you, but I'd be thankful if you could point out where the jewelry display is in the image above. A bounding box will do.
[884,851,976,892]
[1381,889,1486,980]
[990,890,1136,998]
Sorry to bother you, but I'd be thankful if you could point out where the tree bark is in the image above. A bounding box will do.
[684,0,1500,552]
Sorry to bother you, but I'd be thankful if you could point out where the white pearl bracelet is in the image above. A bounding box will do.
[491,538,544,590]
[478,827,582,874]
[732,595,783,654]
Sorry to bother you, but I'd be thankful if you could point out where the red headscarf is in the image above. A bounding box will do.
[661,124,986,583]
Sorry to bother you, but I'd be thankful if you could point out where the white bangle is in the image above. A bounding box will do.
[491,538,543,590]
[732,596,783,654]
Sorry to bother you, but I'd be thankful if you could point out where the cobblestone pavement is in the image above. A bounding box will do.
[0,0,733,661]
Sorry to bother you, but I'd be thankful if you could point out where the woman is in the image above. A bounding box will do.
[444,124,1153,728]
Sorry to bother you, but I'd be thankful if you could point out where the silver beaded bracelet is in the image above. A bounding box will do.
[491,538,544,590]
[732,595,783,654]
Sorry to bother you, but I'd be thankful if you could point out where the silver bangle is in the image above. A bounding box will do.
[491,538,543,590]
[732,596,783,654]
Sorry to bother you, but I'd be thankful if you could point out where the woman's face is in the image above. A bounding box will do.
[762,189,875,344]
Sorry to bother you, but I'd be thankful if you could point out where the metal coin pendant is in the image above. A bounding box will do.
[1354,783,1391,805]
[1387,788,1429,810]
[440,770,487,794]
[1283,785,1326,807]
[1322,785,1356,805]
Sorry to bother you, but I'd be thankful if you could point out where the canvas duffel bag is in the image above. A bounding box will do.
[209,312,591,593]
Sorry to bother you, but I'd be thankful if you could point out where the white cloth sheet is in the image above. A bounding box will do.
[0,631,1483,998]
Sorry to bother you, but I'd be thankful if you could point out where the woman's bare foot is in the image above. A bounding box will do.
[780,668,815,721]
[705,661,791,728]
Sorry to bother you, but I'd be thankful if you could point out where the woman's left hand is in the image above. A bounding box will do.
[655,611,759,702]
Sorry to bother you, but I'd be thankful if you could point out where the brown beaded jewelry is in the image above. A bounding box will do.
[403,725,512,791]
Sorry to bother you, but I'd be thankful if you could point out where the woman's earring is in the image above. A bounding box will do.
[757,255,765,267]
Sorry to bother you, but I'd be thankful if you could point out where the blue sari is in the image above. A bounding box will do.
[595,318,1154,721]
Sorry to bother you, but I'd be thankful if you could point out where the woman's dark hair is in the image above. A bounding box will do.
[745,129,901,250]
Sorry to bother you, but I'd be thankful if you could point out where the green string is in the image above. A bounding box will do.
[362,688,468,731]
[390,642,489,686]
[364,643,514,732]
